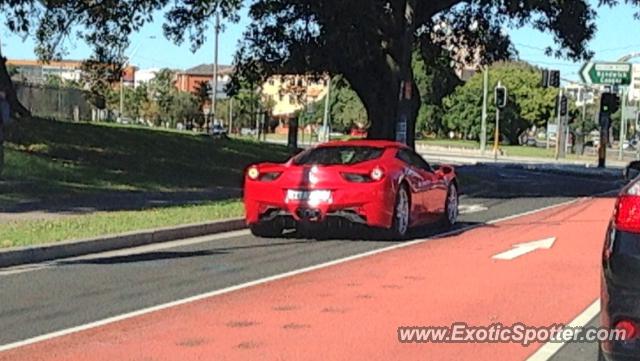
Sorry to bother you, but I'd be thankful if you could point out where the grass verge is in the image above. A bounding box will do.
[0,199,243,249]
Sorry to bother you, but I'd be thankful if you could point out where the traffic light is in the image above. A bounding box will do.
[541,69,549,88]
[600,93,620,115]
[495,86,507,109]
[549,70,561,88]
[541,69,560,88]
[560,95,568,116]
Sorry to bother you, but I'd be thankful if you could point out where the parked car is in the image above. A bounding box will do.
[600,160,640,360]
[240,128,258,136]
[243,140,459,238]
[211,124,228,138]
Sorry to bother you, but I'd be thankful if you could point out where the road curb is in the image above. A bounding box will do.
[0,218,246,268]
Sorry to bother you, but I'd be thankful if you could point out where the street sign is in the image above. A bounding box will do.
[580,62,632,85]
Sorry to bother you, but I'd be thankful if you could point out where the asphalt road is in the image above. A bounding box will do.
[0,164,623,359]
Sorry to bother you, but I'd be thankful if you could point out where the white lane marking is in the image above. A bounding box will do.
[0,230,251,277]
[492,237,556,260]
[459,204,488,214]
[0,197,588,353]
[526,299,601,361]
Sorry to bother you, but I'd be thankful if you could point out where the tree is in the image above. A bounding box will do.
[0,0,635,144]
[147,69,177,123]
[220,0,614,148]
[169,91,200,128]
[413,50,463,137]
[193,81,211,111]
[442,61,558,144]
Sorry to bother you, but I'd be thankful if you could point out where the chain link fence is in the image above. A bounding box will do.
[14,82,94,121]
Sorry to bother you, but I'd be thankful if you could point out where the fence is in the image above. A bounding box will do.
[14,82,94,121]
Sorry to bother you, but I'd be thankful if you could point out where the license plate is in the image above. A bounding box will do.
[286,190,332,203]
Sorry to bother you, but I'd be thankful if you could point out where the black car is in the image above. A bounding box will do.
[600,161,640,361]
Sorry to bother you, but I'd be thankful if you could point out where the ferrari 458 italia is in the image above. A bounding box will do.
[243,140,459,238]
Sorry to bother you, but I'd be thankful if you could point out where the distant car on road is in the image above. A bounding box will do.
[600,160,640,361]
[240,128,258,136]
[211,124,227,138]
[244,140,459,238]
[350,128,368,138]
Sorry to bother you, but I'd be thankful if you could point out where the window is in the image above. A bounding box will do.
[293,146,384,166]
[289,95,295,105]
[396,149,432,172]
[268,78,275,85]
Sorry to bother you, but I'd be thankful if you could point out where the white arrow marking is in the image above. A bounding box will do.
[459,204,488,214]
[492,237,556,260]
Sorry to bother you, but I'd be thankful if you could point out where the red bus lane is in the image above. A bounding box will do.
[1,197,615,361]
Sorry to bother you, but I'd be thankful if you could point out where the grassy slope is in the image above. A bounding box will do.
[0,118,291,247]
[2,118,291,206]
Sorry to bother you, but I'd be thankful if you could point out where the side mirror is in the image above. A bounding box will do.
[624,161,640,181]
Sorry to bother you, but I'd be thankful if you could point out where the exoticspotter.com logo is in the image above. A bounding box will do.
[397,323,627,346]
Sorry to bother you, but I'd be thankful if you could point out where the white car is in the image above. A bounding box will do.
[211,124,228,138]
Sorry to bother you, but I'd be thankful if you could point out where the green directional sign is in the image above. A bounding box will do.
[580,62,632,85]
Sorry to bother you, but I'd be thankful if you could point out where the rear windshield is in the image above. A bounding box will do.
[293,146,384,165]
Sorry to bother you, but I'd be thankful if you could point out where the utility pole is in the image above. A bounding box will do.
[493,81,506,161]
[480,66,488,154]
[619,88,627,161]
[228,97,233,135]
[322,76,332,143]
[211,11,220,132]
[555,88,564,160]
[119,73,125,121]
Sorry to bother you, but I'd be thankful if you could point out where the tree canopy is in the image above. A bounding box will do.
[1,0,640,145]
[442,61,558,144]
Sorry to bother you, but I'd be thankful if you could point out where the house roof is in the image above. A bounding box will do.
[182,64,234,76]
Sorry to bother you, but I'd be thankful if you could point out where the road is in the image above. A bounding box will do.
[0,165,623,360]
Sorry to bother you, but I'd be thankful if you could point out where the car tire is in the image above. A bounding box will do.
[442,183,459,228]
[249,222,283,238]
[387,184,410,240]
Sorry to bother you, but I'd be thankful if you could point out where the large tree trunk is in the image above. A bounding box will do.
[350,0,420,149]
[0,56,30,118]
[356,75,420,149]
[0,55,31,177]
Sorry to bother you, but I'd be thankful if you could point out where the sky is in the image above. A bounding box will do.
[1,2,639,82]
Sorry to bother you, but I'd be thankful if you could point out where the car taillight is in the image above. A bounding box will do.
[259,172,282,182]
[370,167,384,181]
[341,173,371,183]
[615,181,640,233]
[247,166,281,182]
[342,167,385,183]
[614,319,638,341]
[247,166,260,180]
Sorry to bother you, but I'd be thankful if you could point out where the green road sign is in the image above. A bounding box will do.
[580,62,632,85]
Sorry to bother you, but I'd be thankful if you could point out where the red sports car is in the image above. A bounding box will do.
[243,140,459,238]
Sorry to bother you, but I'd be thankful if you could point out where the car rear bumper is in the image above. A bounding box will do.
[244,180,395,228]
[601,228,640,360]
